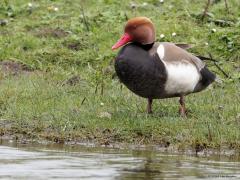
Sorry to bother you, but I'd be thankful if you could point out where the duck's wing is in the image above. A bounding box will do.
[149,42,215,95]
[174,43,193,50]
[154,42,205,71]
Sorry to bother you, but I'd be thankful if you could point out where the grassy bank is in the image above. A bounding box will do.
[0,0,239,151]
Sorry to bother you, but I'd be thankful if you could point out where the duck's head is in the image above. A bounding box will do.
[112,17,155,50]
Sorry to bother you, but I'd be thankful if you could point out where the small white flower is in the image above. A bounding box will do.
[28,3,33,7]
[211,28,216,33]
[159,0,164,3]
[160,34,165,38]
[100,102,104,106]
[142,2,148,6]
[172,32,177,37]
[130,2,137,9]
[205,42,209,46]
[54,7,59,11]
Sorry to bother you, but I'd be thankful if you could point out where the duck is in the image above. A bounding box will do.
[112,17,216,116]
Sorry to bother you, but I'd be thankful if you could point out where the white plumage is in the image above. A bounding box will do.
[157,44,200,95]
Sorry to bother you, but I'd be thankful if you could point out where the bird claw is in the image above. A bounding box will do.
[179,107,187,117]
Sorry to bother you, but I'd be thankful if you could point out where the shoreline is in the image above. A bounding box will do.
[1,131,239,159]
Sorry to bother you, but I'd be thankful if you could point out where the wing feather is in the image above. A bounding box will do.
[157,42,205,71]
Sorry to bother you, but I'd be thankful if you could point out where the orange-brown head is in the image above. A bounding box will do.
[112,17,155,50]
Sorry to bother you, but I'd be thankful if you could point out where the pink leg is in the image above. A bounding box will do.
[179,95,187,117]
[147,98,153,114]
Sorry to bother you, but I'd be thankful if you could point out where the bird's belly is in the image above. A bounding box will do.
[121,76,165,98]
[164,62,200,95]
[115,63,166,99]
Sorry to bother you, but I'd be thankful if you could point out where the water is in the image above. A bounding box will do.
[0,140,239,180]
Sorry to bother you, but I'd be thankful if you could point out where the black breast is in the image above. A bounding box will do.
[115,43,167,99]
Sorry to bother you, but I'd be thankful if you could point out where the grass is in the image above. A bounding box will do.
[0,0,239,151]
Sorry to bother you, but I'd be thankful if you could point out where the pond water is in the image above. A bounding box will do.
[0,140,239,180]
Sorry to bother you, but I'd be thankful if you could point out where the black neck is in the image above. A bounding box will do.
[132,42,154,50]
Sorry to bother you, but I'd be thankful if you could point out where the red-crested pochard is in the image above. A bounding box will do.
[112,17,215,116]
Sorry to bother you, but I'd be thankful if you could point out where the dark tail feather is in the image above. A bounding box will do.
[200,66,216,86]
[194,66,216,92]
[196,55,216,84]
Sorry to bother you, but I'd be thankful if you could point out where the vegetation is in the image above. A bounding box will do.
[0,0,239,151]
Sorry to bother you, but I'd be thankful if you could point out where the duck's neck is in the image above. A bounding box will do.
[132,42,154,50]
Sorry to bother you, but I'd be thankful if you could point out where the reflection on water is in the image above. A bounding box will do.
[0,140,239,180]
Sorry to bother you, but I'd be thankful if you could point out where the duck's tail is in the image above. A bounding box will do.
[194,66,216,92]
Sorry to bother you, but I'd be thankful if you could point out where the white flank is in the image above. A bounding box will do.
[157,44,200,95]
[164,62,200,94]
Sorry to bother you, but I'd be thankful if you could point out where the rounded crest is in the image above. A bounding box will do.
[124,17,155,44]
